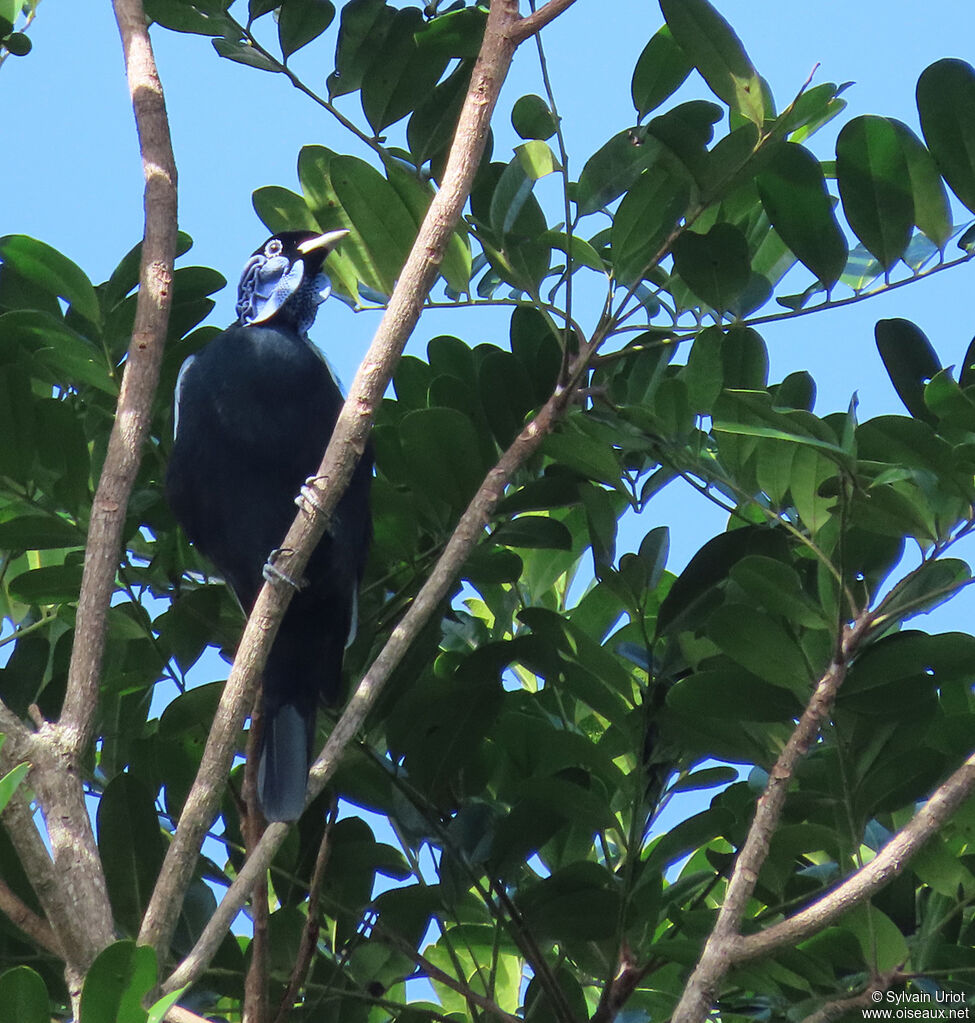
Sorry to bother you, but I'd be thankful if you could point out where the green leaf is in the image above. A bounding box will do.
[631,24,692,119]
[836,115,913,270]
[408,60,472,166]
[518,863,620,941]
[360,7,449,133]
[0,235,101,326]
[143,0,232,35]
[656,526,786,636]
[917,58,975,214]
[756,142,848,289]
[212,34,280,71]
[399,407,485,514]
[331,155,418,296]
[412,6,486,60]
[668,668,803,721]
[278,0,334,59]
[671,766,739,793]
[97,775,166,937]
[879,558,971,623]
[490,157,536,237]
[574,128,663,216]
[1,308,115,393]
[8,564,83,605]
[707,604,814,692]
[611,165,690,283]
[326,0,395,99]
[659,0,764,126]
[512,94,557,141]
[841,904,909,973]
[0,762,28,815]
[875,317,941,424]
[672,222,751,311]
[889,119,953,250]
[79,941,157,1023]
[252,185,319,234]
[0,515,84,551]
[492,516,573,551]
[0,966,49,1023]
[384,157,471,294]
[730,556,829,629]
[147,987,189,1023]
[516,140,559,181]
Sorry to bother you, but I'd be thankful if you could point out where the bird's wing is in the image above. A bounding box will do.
[172,353,196,440]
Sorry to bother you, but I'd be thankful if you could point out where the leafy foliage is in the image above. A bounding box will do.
[4,0,975,1020]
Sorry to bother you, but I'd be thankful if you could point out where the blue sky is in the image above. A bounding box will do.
[5,1,975,603]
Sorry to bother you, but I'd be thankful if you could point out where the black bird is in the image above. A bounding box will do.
[166,230,372,822]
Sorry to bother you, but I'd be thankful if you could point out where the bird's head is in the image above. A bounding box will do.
[235,229,349,333]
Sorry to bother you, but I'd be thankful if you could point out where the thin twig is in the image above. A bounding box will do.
[242,704,268,1023]
[800,970,898,1023]
[273,796,337,1023]
[512,0,580,43]
[0,873,63,959]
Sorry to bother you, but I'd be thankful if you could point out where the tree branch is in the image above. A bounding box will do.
[59,0,178,758]
[737,748,975,962]
[0,867,62,959]
[143,0,526,963]
[512,0,580,43]
[671,610,876,1023]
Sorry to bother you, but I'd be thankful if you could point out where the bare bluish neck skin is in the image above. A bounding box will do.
[235,253,331,335]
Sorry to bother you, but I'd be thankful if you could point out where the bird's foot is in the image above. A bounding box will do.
[296,476,332,528]
[263,548,306,591]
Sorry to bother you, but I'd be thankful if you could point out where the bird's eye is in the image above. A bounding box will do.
[265,239,284,258]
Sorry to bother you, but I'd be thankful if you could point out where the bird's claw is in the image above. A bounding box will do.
[263,548,305,591]
[296,476,331,526]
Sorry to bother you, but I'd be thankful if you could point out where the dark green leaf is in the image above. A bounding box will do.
[0,235,100,325]
[412,6,485,59]
[143,0,232,35]
[97,775,166,938]
[408,60,472,166]
[875,317,941,423]
[490,158,536,237]
[836,115,913,270]
[0,967,49,1023]
[331,155,419,296]
[669,667,803,721]
[518,863,620,940]
[721,325,768,389]
[252,185,319,234]
[8,564,83,605]
[399,407,485,513]
[512,94,557,141]
[656,526,786,636]
[0,515,84,551]
[79,941,157,1023]
[278,0,334,59]
[0,763,28,815]
[707,604,814,691]
[672,222,751,310]
[360,8,449,133]
[889,119,953,249]
[631,25,692,119]
[3,32,30,55]
[879,558,971,623]
[917,58,975,214]
[611,165,690,283]
[574,128,663,216]
[658,0,764,125]
[212,34,280,71]
[492,516,573,551]
[671,766,739,793]
[756,141,848,288]
[326,0,395,99]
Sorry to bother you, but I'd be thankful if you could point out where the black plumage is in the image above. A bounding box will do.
[166,230,371,822]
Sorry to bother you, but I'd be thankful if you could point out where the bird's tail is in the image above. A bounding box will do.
[257,703,312,822]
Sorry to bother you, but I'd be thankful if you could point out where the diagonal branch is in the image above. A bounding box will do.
[512,0,580,42]
[141,0,526,961]
[737,748,975,963]
[671,610,876,1023]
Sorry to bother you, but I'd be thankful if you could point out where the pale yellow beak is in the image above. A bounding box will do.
[298,229,350,255]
